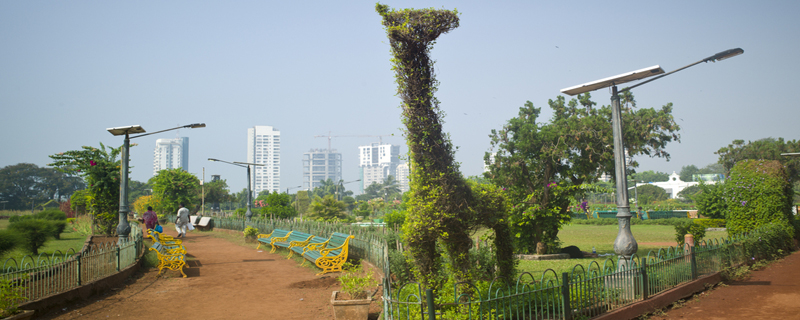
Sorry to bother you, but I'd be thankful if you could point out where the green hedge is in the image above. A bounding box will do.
[725,160,794,236]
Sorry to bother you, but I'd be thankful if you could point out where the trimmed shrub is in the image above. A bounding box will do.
[674,221,706,246]
[724,160,794,236]
[36,209,68,221]
[694,218,726,229]
[0,230,19,257]
[9,219,51,255]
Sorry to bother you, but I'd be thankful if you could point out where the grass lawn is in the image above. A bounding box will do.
[516,223,728,277]
[0,228,87,265]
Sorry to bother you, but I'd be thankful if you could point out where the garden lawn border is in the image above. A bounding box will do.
[592,272,722,320]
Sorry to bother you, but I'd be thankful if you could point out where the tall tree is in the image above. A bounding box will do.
[149,168,200,215]
[716,138,800,181]
[203,179,230,210]
[49,143,123,235]
[256,191,297,219]
[486,94,680,253]
[0,163,84,210]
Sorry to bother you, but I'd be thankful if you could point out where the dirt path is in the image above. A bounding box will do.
[35,229,381,320]
[649,250,800,319]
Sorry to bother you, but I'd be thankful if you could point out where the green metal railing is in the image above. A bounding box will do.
[1,224,144,304]
[383,224,793,320]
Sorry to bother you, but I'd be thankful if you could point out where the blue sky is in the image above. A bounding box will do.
[2,1,798,195]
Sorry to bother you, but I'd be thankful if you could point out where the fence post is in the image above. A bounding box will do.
[425,289,436,320]
[562,272,572,320]
[690,245,698,280]
[641,259,649,300]
[76,253,82,286]
[116,246,121,272]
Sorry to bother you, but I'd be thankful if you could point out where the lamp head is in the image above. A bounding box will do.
[208,158,219,162]
[704,48,744,62]
[186,123,206,129]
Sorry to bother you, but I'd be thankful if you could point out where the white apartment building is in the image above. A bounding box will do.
[247,126,280,195]
[396,162,410,193]
[153,137,189,176]
[303,149,342,190]
[358,143,400,192]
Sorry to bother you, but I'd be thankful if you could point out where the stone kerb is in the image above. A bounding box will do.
[515,253,571,260]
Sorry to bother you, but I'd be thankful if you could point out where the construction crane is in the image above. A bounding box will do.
[313,132,393,151]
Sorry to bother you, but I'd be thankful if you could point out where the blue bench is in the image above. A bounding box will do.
[256,229,291,250]
[302,232,355,275]
[269,231,315,254]
[288,234,329,259]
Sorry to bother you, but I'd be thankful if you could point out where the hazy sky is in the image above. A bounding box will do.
[2,1,798,195]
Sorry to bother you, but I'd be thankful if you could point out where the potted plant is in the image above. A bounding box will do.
[243,226,259,243]
[1,278,33,320]
[331,262,376,320]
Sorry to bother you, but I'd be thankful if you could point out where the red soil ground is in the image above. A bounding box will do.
[35,229,383,320]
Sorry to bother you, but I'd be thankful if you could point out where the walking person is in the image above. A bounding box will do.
[142,206,158,231]
[175,203,191,237]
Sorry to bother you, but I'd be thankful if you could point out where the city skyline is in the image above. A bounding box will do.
[1,1,798,195]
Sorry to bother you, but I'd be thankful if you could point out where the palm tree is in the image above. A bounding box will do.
[306,195,347,221]
[381,175,401,200]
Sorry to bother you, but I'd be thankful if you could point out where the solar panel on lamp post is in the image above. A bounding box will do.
[107,123,206,240]
[560,48,743,265]
[207,158,264,223]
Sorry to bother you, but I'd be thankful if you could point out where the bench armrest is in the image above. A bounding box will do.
[320,243,346,257]
[257,232,273,239]
[270,235,291,244]
[303,241,330,253]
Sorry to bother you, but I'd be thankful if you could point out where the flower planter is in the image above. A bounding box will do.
[331,291,370,320]
[2,310,34,320]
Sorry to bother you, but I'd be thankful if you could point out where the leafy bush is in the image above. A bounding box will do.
[9,219,51,255]
[338,262,376,300]
[242,226,259,238]
[36,209,67,221]
[695,182,727,219]
[693,219,726,229]
[383,209,406,229]
[725,160,794,236]
[48,220,68,240]
[0,277,27,318]
[234,208,246,218]
[0,230,19,257]
[674,221,706,246]
[569,217,692,226]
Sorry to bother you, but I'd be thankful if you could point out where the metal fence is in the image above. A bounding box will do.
[1,224,144,304]
[383,225,792,320]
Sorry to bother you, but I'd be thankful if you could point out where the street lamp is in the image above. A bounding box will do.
[107,123,206,239]
[207,158,263,222]
[561,48,743,262]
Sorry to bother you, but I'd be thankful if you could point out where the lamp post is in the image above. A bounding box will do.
[207,158,263,222]
[107,123,206,239]
[561,48,743,262]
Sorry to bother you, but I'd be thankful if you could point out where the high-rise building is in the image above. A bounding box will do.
[396,162,410,193]
[303,149,343,190]
[153,137,189,176]
[358,143,400,192]
[247,126,280,196]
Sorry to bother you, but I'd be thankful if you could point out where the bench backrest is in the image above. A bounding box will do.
[327,232,353,249]
[198,217,211,226]
[267,229,291,239]
[286,231,313,242]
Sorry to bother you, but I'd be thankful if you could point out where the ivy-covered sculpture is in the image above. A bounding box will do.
[377,4,514,289]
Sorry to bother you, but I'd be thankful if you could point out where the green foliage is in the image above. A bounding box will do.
[383,210,406,229]
[632,170,669,182]
[233,207,246,218]
[693,218,726,229]
[49,143,123,235]
[569,217,692,226]
[306,195,348,222]
[37,209,67,221]
[694,181,727,219]
[0,276,27,318]
[149,168,200,215]
[679,163,725,182]
[9,219,51,255]
[257,191,297,219]
[716,138,800,181]
[242,226,259,238]
[338,262,377,300]
[725,160,795,236]
[636,184,669,205]
[0,163,84,210]
[677,185,701,201]
[674,221,706,246]
[203,179,230,208]
[0,230,19,257]
[70,189,90,215]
